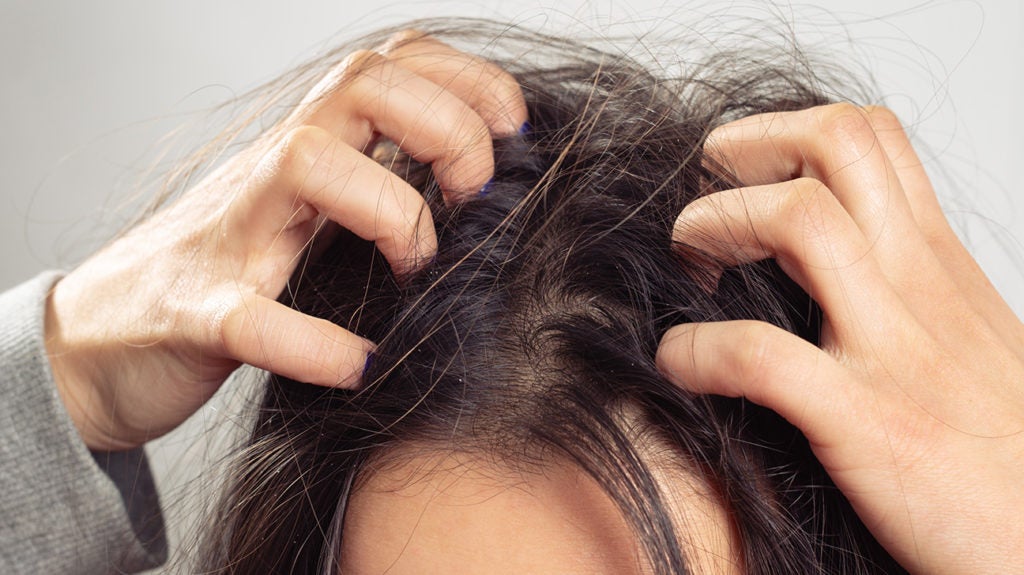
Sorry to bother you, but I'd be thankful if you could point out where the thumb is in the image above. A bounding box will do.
[655,320,861,447]
[219,293,374,387]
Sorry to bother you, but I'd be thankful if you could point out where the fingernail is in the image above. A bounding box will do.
[361,351,375,381]
[518,121,532,135]
[479,178,494,197]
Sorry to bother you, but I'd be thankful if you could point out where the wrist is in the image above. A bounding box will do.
[44,280,133,451]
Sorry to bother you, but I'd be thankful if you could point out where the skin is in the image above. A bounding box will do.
[37,30,1024,573]
[43,31,528,451]
[656,103,1024,574]
[340,450,740,575]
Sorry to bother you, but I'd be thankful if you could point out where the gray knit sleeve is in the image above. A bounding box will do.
[0,272,166,574]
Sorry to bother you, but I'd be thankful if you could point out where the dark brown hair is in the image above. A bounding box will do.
[196,19,904,574]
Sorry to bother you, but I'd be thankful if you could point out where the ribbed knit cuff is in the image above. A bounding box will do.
[0,272,166,574]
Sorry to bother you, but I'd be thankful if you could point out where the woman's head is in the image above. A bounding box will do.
[198,21,902,574]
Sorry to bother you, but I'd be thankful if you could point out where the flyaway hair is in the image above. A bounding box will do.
[195,19,904,575]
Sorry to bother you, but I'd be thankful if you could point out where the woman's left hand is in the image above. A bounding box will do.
[657,103,1024,575]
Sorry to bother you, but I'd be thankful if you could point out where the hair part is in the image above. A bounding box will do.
[194,18,903,575]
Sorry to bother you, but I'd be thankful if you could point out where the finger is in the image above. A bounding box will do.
[704,104,943,293]
[380,30,528,136]
[673,178,904,337]
[656,321,864,448]
[244,125,438,276]
[859,107,946,236]
[297,50,495,197]
[863,107,1023,348]
[219,293,373,387]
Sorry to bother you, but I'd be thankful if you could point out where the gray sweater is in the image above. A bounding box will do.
[0,273,166,573]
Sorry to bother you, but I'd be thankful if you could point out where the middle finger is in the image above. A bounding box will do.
[703,103,945,295]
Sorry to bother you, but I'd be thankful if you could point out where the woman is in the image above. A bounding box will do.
[186,22,1019,575]
[1,16,1021,575]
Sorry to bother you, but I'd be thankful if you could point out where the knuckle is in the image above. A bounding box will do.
[778,178,843,243]
[378,191,426,231]
[450,113,492,147]
[313,50,386,100]
[274,125,334,186]
[788,175,829,197]
[778,177,830,216]
[206,292,247,357]
[733,322,781,389]
[816,102,879,157]
[433,117,493,171]
[472,59,520,98]
[380,28,430,52]
[862,105,902,131]
[295,50,386,115]
[340,48,387,77]
[377,29,522,121]
[371,196,399,229]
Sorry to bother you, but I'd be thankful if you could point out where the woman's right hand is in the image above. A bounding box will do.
[45,31,528,452]
[657,103,1024,574]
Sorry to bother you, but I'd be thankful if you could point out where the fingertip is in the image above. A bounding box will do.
[658,319,860,446]
[673,241,725,294]
[307,332,376,389]
[487,107,528,138]
[669,204,729,294]
[671,199,712,245]
[484,82,528,137]
[432,138,495,201]
[438,175,491,206]
[656,323,701,380]
[331,337,377,389]
[370,188,439,277]
[657,320,778,399]
[490,106,529,137]
[659,322,700,348]
[385,227,438,280]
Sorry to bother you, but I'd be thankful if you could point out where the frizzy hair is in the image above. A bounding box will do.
[194,19,905,574]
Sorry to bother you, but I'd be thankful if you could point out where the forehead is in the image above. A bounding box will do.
[338,451,740,574]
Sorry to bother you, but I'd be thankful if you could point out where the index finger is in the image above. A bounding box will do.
[291,33,527,197]
[297,51,496,197]
[381,31,528,137]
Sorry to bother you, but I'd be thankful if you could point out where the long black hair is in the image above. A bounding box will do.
[197,20,904,574]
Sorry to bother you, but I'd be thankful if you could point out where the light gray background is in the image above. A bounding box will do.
[2,0,1022,308]
[1,0,1022,569]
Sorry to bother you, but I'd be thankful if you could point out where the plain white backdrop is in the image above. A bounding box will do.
[1,1,1022,569]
